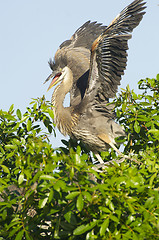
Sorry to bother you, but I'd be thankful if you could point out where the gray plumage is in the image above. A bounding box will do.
[45,0,146,161]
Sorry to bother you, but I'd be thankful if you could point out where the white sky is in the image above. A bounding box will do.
[0,0,159,148]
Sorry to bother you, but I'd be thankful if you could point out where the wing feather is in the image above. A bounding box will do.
[59,21,106,50]
[85,0,146,104]
[69,21,106,49]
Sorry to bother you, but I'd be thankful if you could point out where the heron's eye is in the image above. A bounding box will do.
[54,72,62,79]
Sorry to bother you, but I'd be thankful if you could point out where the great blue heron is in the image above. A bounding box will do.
[45,0,146,163]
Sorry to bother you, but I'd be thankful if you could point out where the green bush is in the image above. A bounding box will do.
[0,76,159,239]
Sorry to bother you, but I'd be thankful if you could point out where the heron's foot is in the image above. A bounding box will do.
[95,146,142,167]
[109,142,142,165]
[93,153,141,173]
[92,157,125,172]
[118,152,142,165]
[92,165,105,173]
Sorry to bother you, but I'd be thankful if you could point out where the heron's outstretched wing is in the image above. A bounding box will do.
[85,0,146,106]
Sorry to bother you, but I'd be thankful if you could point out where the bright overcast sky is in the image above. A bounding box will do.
[0,0,158,148]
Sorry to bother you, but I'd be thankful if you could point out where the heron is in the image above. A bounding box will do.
[45,0,146,164]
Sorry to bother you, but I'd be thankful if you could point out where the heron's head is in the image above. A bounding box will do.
[44,66,71,91]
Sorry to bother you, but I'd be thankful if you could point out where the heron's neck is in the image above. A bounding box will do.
[51,68,74,135]
[52,68,73,108]
[52,83,68,107]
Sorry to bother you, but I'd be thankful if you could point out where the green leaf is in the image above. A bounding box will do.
[64,211,72,223]
[64,211,77,225]
[39,197,48,208]
[83,192,92,202]
[15,230,24,240]
[54,217,60,239]
[148,129,159,138]
[48,189,54,202]
[40,175,55,181]
[73,221,97,235]
[61,139,69,146]
[48,124,52,133]
[149,173,157,186]
[134,121,140,133]
[54,180,66,191]
[80,153,88,161]
[109,202,114,211]
[133,232,139,240]
[2,209,7,220]
[127,202,135,214]
[110,214,119,223]
[132,91,138,100]
[76,194,84,211]
[70,166,74,179]
[21,137,26,145]
[16,109,22,120]
[33,102,37,111]
[140,102,151,106]
[8,226,22,238]
[12,138,21,145]
[27,119,32,131]
[48,108,54,119]
[144,197,154,209]
[7,218,21,230]
[60,221,74,231]
[20,116,29,123]
[9,104,14,113]
[18,173,24,185]
[0,164,10,174]
[99,207,111,213]
[25,231,33,240]
[5,144,17,150]
[74,153,82,166]
[66,191,79,200]
[100,218,109,236]
[122,101,127,112]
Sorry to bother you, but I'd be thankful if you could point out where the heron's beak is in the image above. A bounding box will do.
[46,72,62,91]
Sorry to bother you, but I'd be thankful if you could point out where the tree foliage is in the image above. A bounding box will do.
[0,76,159,239]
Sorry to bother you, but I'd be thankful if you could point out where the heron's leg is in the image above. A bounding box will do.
[98,133,141,164]
[95,153,104,164]
[90,153,105,173]
[98,133,125,156]
[109,142,127,158]
[109,141,137,161]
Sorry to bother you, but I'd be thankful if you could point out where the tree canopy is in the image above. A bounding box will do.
[0,76,159,239]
